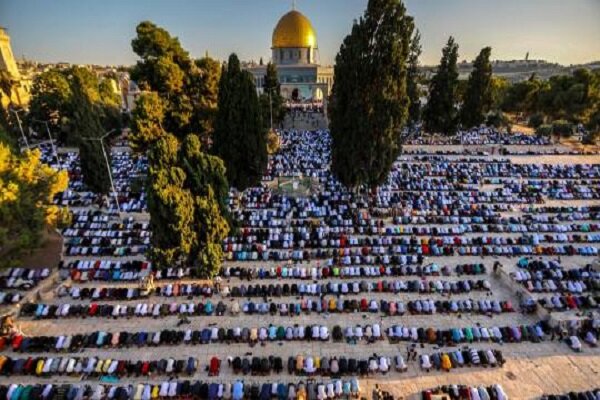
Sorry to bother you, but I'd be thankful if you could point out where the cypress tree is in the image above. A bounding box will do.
[461,46,493,128]
[407,29,422,126]
[70,73,112,194]
[330,0,414,188]
[260,62,285,129]
[423,36,460,135]
[213,53,267,190]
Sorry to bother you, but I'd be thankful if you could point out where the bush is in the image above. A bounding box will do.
[582,131,599,145]
[528,113,544,129]
[536,124,553,137]
[552,120,573,137]
[486,111,508,128]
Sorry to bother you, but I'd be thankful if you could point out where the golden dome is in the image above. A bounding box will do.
[272,10,317,48]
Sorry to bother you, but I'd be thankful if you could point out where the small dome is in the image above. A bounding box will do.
[272,10,317,49]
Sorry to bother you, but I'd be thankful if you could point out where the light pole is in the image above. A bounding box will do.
[9,108,29,150]
[82,129,121,219]
[32,118,61,170]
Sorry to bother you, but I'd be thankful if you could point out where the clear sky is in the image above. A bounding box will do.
[1,0,599,67]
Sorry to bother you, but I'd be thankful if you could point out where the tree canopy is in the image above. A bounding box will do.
[70,70,113,195]
[147,133,229,275]
[0,138,69,268]
[423,36,460,135]
[501,69,599,133]
[460,47,493,128]
[130,21,220,140]
[213,53,267,191]
[330,0,414,188]
[27,67,123,145]
[406,29,422,126]
[130,21,232,275]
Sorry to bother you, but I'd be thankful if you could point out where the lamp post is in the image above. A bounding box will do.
[32,118,61,170]
[9,108,29,150]
[82,129,121,219]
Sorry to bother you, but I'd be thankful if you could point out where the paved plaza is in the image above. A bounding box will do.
[1,131,599,399]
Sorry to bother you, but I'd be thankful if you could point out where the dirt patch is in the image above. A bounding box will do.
[18,230,63,269]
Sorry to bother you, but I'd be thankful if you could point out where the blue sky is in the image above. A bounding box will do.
[1,0,599,66]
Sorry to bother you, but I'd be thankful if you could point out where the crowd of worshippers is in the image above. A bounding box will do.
[420,383,509,400]
[0,268,50,290]
[513,260,600,293]
[541,389,600,400]
[62,211,150,257]
[40,145,148,212]
[221,263,486,281]
[18,295,517,320]
[0,354,198,378]
[2,319,556,354]
[405,127,550,146]
[0,268,50,305]
[0,378,361,400]
[56,277,489,301]
[405,146,590,156]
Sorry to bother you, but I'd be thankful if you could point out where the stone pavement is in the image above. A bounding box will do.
[1,143,599,399]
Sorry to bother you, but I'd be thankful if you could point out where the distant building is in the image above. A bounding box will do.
[0,27,31,107]
[246,7,333,112]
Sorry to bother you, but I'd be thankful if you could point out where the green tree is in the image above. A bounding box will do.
[28,67,122,145]
[28,69,72,133]
[330,0,414,188]
[490,76,509,110]
[528,113,545,129]
[406,28,422,126]
[130,92,167,152]
[460,47,493,128]
[552,119,573,137]
[423,36,460,135]
[130,21,232,274]
[213,53,267,190]
[259,62,285,129]
[536,124,553,137]
[194,56,222,138]
[147,133,229,275]
[0,141,69,268]
[70,72,112,194]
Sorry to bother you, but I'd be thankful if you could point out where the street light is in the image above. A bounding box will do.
[32,118,61,170]
[81,129,121,219]
[8,108,29,150]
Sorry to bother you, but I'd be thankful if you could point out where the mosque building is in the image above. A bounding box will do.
[246,7,333,108]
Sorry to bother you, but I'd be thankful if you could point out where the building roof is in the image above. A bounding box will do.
[272,10,317,49]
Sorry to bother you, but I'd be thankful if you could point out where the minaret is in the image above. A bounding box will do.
[0,27,21,80]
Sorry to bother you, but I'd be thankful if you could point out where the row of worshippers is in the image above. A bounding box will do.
[0,377,361,400]
[222,278,490,297]
[231,354,393,376]
[419,348,505,372]
[421,383,509,400]
[0,355,198,378]
[6,323,383,353]
[387,323,547,344]
[0,267,50,290]
[57,282,214,301]
[224,243,598,262]
[535,294,598,312]
[19,296,515,320]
